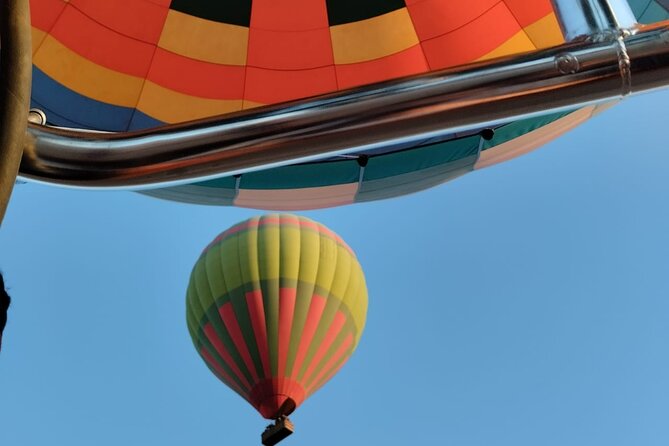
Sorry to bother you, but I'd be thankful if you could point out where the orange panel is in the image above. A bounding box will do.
[148,49,246,100]
[504,0,555,26]
[407,0,499,41]
[29,0,67,31]
[244,66,338,104]
[70,0,169,44]
[136,81,244,123]
[235,184,358,210]
[247,27,333,70]
[335,44,428,89]
[251,0,329,30]
[49,5,156,77]
[421,2,521,69]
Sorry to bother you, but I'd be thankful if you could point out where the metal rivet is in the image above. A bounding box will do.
[555,54,580,74]
[28,108,47,125]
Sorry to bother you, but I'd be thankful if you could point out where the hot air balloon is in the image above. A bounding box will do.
[186,214,367,444]
[22,1,669,210]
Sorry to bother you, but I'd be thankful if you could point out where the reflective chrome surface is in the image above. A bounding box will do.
[19,22,669,190]
[552,0,638,41]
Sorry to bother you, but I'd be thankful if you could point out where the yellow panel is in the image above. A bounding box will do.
[476,30,536,62]
[296,222,321,286]
[279,218,301,283]
[344,258,366,335]
[136,81,244,123]
[158,10,248,65]
[34,35,143,107]
[329,246,352,301]
[240,220,264,290]
[242,100,264,110]
[314,235,338,292]
[524,13,564,49]
[330,8,419,64]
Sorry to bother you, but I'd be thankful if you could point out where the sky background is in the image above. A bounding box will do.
[1,88,668,446]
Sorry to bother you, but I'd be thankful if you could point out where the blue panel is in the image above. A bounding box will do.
[128,110,165,131]
[32,67,136,132]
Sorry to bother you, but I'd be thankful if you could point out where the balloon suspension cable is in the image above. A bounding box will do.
[261,416,294,446]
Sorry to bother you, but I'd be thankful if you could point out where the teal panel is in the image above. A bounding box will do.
[361,136,480,181]
[240,159,359,189]
[356,153,477,203]
[631,0,669,23]
[481,111,572,151]
[196,176,238,189]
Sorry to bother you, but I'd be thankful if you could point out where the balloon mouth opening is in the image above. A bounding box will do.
[258,396,297,419]
[249,378,306,419]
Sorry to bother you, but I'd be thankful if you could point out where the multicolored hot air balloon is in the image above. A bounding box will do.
[186,214,367,442]
[27,1,669,209]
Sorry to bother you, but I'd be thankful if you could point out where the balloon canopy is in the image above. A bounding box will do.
[31,0,563,130]
[186,214,367,420]
[28,1,667,210]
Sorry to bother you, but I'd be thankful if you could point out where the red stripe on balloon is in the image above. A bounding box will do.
[291,294,327,381]
[335,44,429,90]
[200,347,248,398]
[30,0,67,32]
[278,288,297,377]
[301,310,347,385]
[249,377,307,419]
[246,290,271,377]
[307,357,346,397]
[203,323,252,390]
[219,303,260,383]
[306,333,354,392]
[48,5,156,78]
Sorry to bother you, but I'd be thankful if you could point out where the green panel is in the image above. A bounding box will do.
[256,217,281,376]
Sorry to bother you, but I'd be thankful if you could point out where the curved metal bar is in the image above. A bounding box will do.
[19,23,669,190]
[0,0,31,223]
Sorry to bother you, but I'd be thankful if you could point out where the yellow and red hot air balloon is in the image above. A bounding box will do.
[186,214,367,443]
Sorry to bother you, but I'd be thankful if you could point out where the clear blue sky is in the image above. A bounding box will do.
[1,90,668,446]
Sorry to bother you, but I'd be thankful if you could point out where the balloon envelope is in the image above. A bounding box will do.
[30,0,564,130]
[28,1,668,209]
[186,214,368,419]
